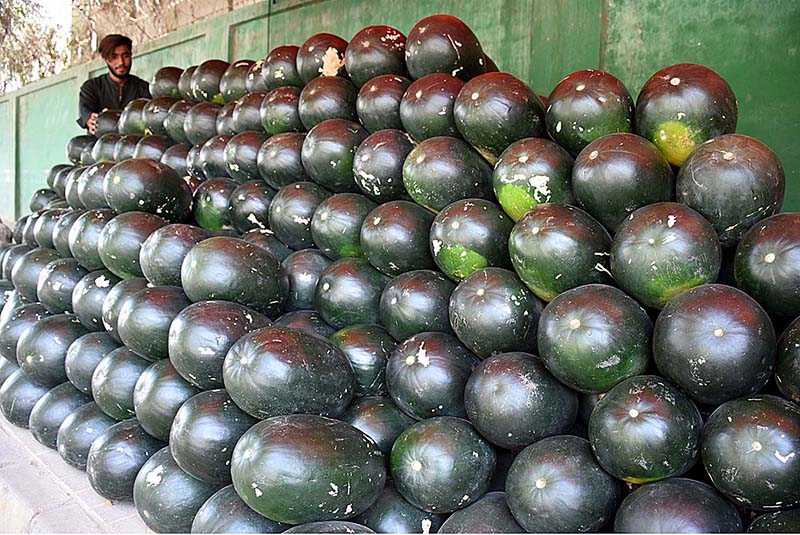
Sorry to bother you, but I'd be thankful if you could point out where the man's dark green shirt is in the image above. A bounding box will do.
[77,73,151,129]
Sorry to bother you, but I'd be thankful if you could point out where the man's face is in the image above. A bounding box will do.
[105,45,132,78]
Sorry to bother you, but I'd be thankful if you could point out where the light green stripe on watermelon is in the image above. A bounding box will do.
[435,244,488,282]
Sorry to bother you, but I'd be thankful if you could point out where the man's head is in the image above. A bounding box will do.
[98,34,133,80]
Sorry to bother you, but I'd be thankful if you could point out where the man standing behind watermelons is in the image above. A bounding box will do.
[77,34,151,135]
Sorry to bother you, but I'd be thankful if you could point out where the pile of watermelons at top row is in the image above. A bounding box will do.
[0,12,798,534]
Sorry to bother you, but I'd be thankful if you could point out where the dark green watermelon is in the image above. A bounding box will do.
[119,98,149,135]
[100,276,148,342]
[311,193,376,260]
[66,134,97,164]
[64,166,88,208]
[391,416,494,513]
[345,26,407,87]
[143,97,179,136]
[654,284,774,405]
[29,381,91,449]
[614,478,742,533]
[246,59,269,93]
[492,137,574,222]
[356,481,446,534]
[341,394,415,461]
[0,303,49,363]
[386,331,478,419]
[228,180,276,233]
[223,325,354,419]
[160,144,189,177]
[220,59,255,103]
[432,200,513,284]
[439,491,522,534]
[117,286,190,361]
[546,69,635,156]
[91,134,121,163]
[296,33,348,83]
[353,129,414,203]
[314,258,391,328]
[191,59,230,104]
[47,164,72,190]
[139,224,210,287]
[55,401,118,470]
[403,136,493,212]
[2,244,35,280]
[131,135,172,161]
[610,202,722,309]
[464,352,577,449]
[261,86,304,135]
[97,211,168,279]
[748,510,800,533]
[273,310,337,339]
[301,119,368,192]
[192,484,287,534]
[331,325,395,398]
[36,258,89,313]
[361,200,435,276]
[0,355,18,385]
[169,389,257,484]
[257,132,310,189]
[400,74,464,141]
[379,269,454,342]
[64,331,120,394]
[281,249,332,312]
[505,435,621,532]
[209,102,233,137]
[68,209,114,270]
[1,290,32,329]
[538,284,652,393]
[164,100,193,145]
[734,213,800,319]
[0,369,51,427]
[589,375,703,483]
[200,134,233,178]
[51,209,86,259]
[178,66,197,101]
[22,211,44,245]
[269,182,331,250]
[357,75,411,133]
[241,229,293,261]
[449,268,542,358]
[79,144,96,166]
[677,134,785,247]
[703,395,800,510]
[231,414,385,524]
[193,178,239,230]
[454,73,546,163]
[777,316,800,403]
[11,247,61,301]
[262,45,303,89]
[150,66,183,99]
[17,314,88,388]
[186,144,205,179]
[185,102,222,146]
[113,134,143,162]
[572,133,674,232]
[284,521,374,533]
[92,346,151,420]
[169,300,270,389]
[29,189,60,213]
[636,63,738,166]
[297,75,358,129]
[405,15,485,81]
[232,91,268,133]
[86,418,166,501]
[77,162,115,209]
[32,208,68,249]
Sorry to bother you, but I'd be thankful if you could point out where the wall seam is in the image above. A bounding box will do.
[599,0,609,70]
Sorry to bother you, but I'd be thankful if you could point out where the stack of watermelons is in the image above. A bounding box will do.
[1,12,799,534]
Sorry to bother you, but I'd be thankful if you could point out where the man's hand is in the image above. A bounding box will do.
[87,112,98,135]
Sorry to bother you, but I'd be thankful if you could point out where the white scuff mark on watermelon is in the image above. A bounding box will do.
[431,239,442,256]
[594,263,613,276]
[518,154,529,163]
[775,450,795,463]
[452,66,463,77]
[529,175,551,202]
[328,482,339,496]
[198,347,215,355]
[597,355,620,368]
[670,77,681,86]
[293,216,311,225]
[416,347,430,367]
[437,107,448,116]
[372,216,382,226]
[676,112,686,120]
[554,121,562,133]
[575,84,586,91]
[662,234,678,244]
[298,273,313,283]
[594,251,610,256]
[421,519,432,535]
[345,504,353,515]
[145,465,165,486]
[667,215,677,227]
[247,213,265,228]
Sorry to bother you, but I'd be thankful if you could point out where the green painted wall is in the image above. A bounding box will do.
[0,0,798,222]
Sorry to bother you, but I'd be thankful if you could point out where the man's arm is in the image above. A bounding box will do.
[77,79,101,130]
